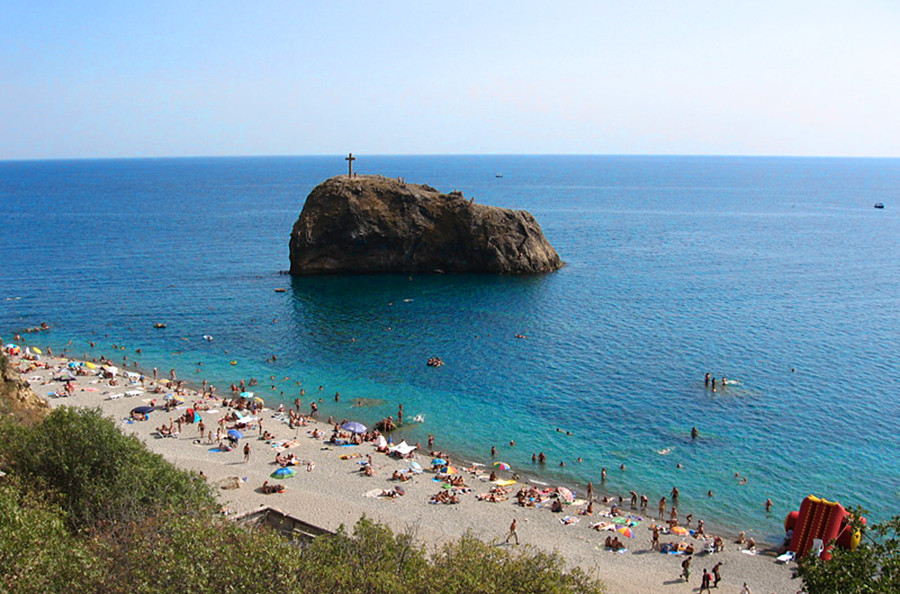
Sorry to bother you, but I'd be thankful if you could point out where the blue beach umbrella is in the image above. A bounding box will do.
[431,458,447,466]
[271,467,297,478]
[131,405,155,414]
[240,391,254,398]
[228,429,244,440]
[341,421,367,434]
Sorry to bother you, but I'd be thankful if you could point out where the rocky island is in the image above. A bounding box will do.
[289,175,563,275]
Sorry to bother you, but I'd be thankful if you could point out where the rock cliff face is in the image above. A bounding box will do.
[1,354,50,424]
[289,176,563,275]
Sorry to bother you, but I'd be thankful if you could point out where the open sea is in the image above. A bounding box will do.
[2,155,899,543]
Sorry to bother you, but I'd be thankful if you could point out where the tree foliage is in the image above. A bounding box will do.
[0,478,102,593]
[0,407,215,530]
[798,508,900,593]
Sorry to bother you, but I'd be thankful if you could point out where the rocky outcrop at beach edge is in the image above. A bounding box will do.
[289,175,563,275]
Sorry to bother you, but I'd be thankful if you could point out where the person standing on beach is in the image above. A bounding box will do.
[640,493,648,511]
[651,524,660,551]
[505,518,519,545]
[586,481,594,501]
[711,561,722,588]
[658,497,667,520]
[243,442,250,463]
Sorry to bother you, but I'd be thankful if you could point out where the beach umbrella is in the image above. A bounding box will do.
[31,347,42,354]
[557,486,575,503]
[431,458,447,466]
[617,526,635,539]
[493,461,511,471]
[671,526,689,536]
[84,362,97,369]
[444,466,459,475]
[228,429,244,440]
[131,406,155,414]
[409,461,423,471]
[240,391,254,398]
[271,467,297,479]
[341,421,367,434]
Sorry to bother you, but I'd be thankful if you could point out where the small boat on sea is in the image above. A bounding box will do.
[495,173,503,178]
[874,203,885,209]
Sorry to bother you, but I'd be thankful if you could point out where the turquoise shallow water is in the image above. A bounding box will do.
[2,155,899,543]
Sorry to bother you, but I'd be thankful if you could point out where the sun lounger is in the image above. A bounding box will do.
[776,551,795,563]
[108,393,124,400]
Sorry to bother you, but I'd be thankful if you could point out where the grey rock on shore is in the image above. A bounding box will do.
[289,175,563,275]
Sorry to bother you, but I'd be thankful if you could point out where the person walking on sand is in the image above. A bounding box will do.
[680,556,692,581]
[740,583,751,594]
[505,518,519,545]
[700,568,712,593]
[711,561,722,588]
[243,442,250,463]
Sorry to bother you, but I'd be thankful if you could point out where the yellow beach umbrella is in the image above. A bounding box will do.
[31,347,42,354]
[253,396,265,405]
[84,361,97,369]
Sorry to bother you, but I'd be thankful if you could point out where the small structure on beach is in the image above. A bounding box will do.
[232,506,333,544]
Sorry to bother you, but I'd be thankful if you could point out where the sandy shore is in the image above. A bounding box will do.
[16,353,800,594]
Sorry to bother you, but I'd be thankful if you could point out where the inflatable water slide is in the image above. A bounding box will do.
[784,495,863,561]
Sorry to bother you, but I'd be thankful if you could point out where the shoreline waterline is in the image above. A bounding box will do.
[9,332,782,547]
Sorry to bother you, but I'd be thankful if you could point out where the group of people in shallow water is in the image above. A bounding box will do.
[704,372,734,392]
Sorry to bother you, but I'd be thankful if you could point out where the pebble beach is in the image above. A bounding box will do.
[11,350,801,594]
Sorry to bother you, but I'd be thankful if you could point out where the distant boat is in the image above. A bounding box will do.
[874,203,885,209]
[495,173,503,178]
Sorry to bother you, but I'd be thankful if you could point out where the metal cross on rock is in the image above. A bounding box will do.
[345,153,356,177]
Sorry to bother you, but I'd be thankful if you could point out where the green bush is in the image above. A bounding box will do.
[91,510,305,593]
[296,516,429,593]
[798,509,900,593]
[0,406,215,530]
[0,478,101,593]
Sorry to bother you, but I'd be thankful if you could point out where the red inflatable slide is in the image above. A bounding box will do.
[784,495,863,561]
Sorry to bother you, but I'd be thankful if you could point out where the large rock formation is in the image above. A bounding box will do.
[289,176,563,275]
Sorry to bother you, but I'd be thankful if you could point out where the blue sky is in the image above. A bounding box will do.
[2,1,898,159]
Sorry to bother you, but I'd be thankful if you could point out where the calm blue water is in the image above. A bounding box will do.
[2,155,899,542]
